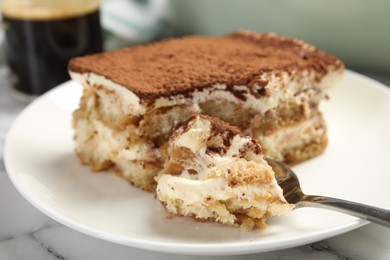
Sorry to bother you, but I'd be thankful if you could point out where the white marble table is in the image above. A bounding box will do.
[1,67,389,260]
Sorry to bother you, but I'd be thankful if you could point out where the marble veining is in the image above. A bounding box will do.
[1,66,390,260]
[309,242,353,260]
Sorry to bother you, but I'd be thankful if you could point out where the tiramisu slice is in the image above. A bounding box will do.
[156,114,293,229]
[69,31,344,191]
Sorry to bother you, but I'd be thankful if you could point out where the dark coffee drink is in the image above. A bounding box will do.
[2,2,102,95]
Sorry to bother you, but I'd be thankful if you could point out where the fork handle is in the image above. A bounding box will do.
[297,195,390,227]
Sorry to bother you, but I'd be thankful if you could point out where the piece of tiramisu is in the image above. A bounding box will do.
[156,114,293,229]
[69,31,344,191]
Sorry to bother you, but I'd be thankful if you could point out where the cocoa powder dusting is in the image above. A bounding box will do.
[69,31,344,102]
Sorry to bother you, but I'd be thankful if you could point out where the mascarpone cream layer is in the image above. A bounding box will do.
[69,70,342,116]
[256,113,325,160]
[170,117,264,177]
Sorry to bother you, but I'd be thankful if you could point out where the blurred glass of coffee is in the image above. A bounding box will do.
[1,0,103,97]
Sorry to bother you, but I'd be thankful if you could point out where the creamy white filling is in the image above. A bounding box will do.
[156,164,291,227]
[69,71,145,115]
[170,116,260,179]
[156,160,290,225]
[69,69,343,116]
[116,143,160,161]
[158,176,230,204]
[171,116,211,154]
[256,115,325,160]
[76,116,159,163]
[157,171,285,203]
[75,118,126,160]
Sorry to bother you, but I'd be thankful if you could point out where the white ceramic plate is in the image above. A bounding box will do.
[4,70,390,255]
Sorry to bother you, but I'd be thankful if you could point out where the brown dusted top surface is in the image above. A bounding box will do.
[69,31,344,100]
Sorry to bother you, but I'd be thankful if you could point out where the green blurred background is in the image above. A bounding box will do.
[169,0,390,74]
